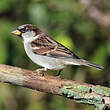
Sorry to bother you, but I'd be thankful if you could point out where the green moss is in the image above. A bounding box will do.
[92,85,110,96]
[61,82,110,110]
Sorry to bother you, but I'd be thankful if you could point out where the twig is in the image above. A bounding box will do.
[0,64,110,110]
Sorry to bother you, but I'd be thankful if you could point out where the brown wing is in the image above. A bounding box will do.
[31,34,57,55]
[31,34,79,59]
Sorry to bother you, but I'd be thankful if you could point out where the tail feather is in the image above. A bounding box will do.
[84,61,104,70]
[64,58,104,70]
[78,59,104,70]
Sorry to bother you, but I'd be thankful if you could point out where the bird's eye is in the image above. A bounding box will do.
[25,28,29,31]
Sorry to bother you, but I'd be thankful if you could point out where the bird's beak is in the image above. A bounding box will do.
[11,29,21,36]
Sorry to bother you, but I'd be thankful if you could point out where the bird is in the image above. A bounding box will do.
[11,24,104,76]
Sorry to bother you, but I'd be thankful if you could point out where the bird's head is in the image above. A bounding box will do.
[11,24,42,42]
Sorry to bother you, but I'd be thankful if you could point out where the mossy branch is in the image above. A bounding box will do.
[0,64,110,110]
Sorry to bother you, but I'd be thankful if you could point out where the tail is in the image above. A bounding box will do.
[64,58,104,70]
[81,60,104,70]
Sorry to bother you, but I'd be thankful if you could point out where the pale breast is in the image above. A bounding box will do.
[24,42,66,70]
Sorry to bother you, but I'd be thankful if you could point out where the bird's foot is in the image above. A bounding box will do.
[56,75,62,79]
[34,68,47,76]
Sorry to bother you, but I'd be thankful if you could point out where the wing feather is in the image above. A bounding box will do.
[31,34,79,59]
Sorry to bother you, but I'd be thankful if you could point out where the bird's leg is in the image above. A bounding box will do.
[57,70,62,76]
[34,68,47,76]
[35,68,47,72]
[56,69,63,79]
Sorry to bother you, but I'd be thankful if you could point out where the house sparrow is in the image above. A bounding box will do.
[11,24,104,75]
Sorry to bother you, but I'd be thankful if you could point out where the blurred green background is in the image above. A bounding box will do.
[0,0,110,110]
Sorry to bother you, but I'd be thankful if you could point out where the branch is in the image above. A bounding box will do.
[80,0,110,26]
[0,64,110,110]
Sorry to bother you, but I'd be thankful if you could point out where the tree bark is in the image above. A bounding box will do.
[0,64,110,110]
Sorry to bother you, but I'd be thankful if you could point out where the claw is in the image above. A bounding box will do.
[34,68,47,76]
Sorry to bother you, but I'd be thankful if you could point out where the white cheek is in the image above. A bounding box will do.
[22,31,36,42]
